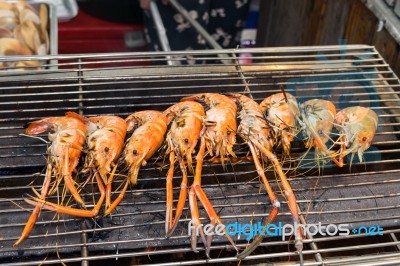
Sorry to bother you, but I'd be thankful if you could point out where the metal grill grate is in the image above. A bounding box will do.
[1,45,400,265]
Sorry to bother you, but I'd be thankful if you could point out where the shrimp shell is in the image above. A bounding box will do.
[124,110,167,185]
[300,99,336,152]
[163,101,205,170]
[85,115,127,184]
[335,106,378,164]
[163,101,205,237]
[181,93,237,163]
[25,111,86,175]
[260,92,299,155]
[15,112,86,247]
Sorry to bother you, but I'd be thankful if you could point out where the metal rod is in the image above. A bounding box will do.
[78,58,84,115]
[0,44,375,63]
[149,0,175,66]
[298,207,324,264]
[3,241,400,266]
[0,68,396,92]
[389,233,400,251]
[232,53,254,98]
[364,0,400,44]
[3,227,400,254]
[80,221,89,266]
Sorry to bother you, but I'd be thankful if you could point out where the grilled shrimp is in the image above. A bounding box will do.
[104,110,167,216]
[163,101,205,237]
[83,116,127,215]
[299,99,343,167]
[228,94,303,259]
[22,115,128,219]
[260,92,299,156]
[335,106,378,165]
[15,112,86,247]
[181,93,238,256]
[85,116,127,183]
[182,93,237,163]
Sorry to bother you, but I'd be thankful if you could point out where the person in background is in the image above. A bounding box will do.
[140,0,250,64]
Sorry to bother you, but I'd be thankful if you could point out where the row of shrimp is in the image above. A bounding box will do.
[234,92,379,258]
[14,111,166,247]
[261,92,378,168]
[14,92,379,261]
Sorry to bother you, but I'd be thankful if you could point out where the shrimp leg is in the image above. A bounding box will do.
[105,164,120,211]
[163,102,204,237]
[14,163,52,247]
[301,117,343,167]
[166,151,175,234]
[24,171,106,218]
[248,141,280,209]
[62,146,86,207]
[189,137,238,256]
[104,181,129,216]
[237,142,280,258]
[237,208,279,259]
[166,151,188,237]
[337,135,347,166]
[251,138,303,252]
[104,164,127,216]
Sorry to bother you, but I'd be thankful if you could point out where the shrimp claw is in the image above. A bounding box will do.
[228,93,303,259]
[163,101,205,237]
[14,112,87,246]
[182,93,238,256]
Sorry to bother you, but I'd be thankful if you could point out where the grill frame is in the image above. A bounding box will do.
[1,45,400,265]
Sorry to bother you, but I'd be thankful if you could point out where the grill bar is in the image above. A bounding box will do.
[3,227,400,256]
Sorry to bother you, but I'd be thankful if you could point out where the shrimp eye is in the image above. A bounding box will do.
[227,130,231,135]
[132,150,138,155]
[284,127,290,132]
[184,138,189,144]
[362,137,367,142]
[318,129,323,136]
[104,147,109,153]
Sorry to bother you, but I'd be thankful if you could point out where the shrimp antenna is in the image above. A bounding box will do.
[20,133,50,144]
[279,85,289,103]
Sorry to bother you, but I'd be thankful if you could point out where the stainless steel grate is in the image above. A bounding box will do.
[1,45,400,265]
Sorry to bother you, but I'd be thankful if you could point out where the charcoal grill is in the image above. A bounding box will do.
[1,45,400,265]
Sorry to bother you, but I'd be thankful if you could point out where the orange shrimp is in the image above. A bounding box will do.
[299,99,343,167]
[163,101,205,237]
[335,106,378,166]
[260,92,299,156]
[14,112,86,247]
[85,116,127,183]
[228,94,303,259]
[181,93,238,256]
[104,110,167,216]
[86,116,128,213]
[26,116,128,218]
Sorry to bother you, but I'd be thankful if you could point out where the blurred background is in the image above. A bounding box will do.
[54,0,400,76]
